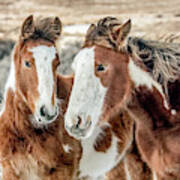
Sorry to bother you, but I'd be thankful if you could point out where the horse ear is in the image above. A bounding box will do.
[112,19,131,47]
[21,15,35,39]
[53,17,62,39]
[85,24,96,39]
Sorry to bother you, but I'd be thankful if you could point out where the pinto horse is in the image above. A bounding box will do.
[65,17,180,179]
[0,15,81,180]
[65,18,153,180]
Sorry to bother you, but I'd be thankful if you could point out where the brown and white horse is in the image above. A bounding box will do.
[65,17,180,179]
[0,15,81,180]
[65,18,153,180]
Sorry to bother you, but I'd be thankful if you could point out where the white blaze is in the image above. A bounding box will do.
[29,45,57,122]
[65,47,107,138]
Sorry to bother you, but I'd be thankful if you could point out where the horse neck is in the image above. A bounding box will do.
[127,58,176,129]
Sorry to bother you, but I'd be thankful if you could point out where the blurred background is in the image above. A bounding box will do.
[0,0,180,104]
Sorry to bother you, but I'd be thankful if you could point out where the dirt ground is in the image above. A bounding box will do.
[1,0,180,40]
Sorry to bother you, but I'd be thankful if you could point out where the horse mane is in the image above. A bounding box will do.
[84,16,180,99]
[84,16,122,49]
[127,37,180,96]
[21,17,61,42]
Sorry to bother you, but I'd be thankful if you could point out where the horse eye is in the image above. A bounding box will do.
[25,61,31,68]
[97,64,105,72]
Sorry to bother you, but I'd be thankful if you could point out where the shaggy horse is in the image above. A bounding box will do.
[0,15,81,180]
[65,17,180,179]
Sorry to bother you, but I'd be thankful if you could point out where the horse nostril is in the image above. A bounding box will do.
[40,106,46,117]
[47,113,56,121]
[76,115,82,129]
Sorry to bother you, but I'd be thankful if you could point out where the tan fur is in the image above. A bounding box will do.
[0,76,81,180]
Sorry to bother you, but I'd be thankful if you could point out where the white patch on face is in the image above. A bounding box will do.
[65,47,107,138]
[128,59,169,110]
[10,155,42,180]
[29,45,58,124]
[62,144,72,153]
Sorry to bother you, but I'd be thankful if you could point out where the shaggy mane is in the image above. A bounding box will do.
[84,16,122,49]
[128,37,180,96]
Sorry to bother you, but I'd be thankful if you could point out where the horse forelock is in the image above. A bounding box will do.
[21,17,60,43]
[84,16,122,50]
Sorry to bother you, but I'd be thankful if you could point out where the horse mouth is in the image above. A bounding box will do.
[66,120,92,139]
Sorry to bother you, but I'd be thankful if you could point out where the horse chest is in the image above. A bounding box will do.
[10,155,42,180]
[79,127,119,178]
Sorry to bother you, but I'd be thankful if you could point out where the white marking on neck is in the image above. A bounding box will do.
[0,49,16,116]
[29,45,57,121]
[124,157,131,180]
[79,125,119,178]
[128,59,169,109]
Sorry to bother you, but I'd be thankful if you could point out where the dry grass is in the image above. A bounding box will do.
[0,0,180,41]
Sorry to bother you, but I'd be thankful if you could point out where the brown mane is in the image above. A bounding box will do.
[21,16,61,42]
[128,37,180,97]
[84,16,123,50]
